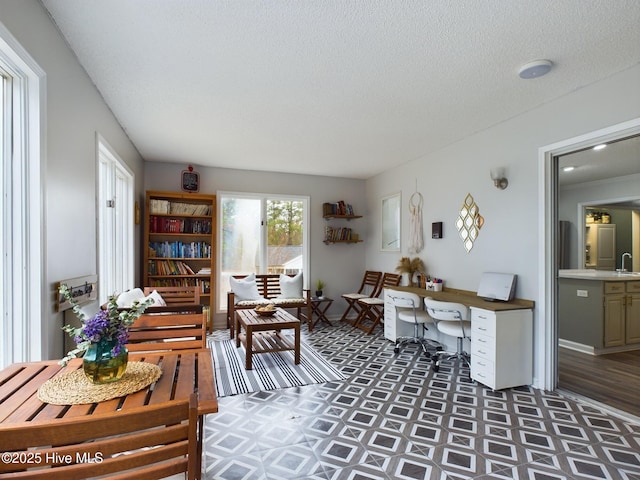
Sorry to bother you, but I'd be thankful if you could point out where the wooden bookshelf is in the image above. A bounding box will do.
[143,191,216,330]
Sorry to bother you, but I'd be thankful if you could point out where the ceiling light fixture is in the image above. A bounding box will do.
[518,59,553,79]
[562,166,575,172]
[593,144,607,151]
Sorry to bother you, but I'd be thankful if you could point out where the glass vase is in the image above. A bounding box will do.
[83,339,128,384]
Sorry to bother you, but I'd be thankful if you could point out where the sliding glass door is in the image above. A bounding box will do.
[218,193,308,312]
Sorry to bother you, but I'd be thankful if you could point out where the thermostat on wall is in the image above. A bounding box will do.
[432,222,443,239]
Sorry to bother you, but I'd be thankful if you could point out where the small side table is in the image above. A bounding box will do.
[310,297,333,329]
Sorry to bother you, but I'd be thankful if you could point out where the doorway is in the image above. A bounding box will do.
[540,118,640,416]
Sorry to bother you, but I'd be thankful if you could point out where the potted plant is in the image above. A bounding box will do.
[395,257,426,287]
[315,280,325,298]
[58,285,154,384]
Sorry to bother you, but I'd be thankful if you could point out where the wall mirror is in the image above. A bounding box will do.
[381,192,401,251]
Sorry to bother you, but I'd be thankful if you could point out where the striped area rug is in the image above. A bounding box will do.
[208,336,347,397]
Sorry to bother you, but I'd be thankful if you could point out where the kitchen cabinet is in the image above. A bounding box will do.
[604,281,640,347]
[558,272,640,352]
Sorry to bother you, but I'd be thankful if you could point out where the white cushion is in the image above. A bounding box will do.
[278,273,303,299]
[272,298,306,305]
[230,273,265,302]
[116,288,145,308]
[357,297,383,306]
[342,293,368,300]
[143,289,166,307]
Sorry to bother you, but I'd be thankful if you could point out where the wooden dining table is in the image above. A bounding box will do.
[0,348,218,478]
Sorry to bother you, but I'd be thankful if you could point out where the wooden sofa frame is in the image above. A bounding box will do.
[227,274,312,337]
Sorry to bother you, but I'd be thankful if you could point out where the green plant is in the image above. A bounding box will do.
[58,285,154,366]
[316,279,326,291]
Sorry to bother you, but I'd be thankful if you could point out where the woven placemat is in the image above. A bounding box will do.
[37,361,162,405]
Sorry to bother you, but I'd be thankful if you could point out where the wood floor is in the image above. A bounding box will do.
[558,347,640,418]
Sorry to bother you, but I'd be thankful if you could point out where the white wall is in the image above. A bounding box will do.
[0,0,146,359]
[145,162,366,326]
[365,64,640,388]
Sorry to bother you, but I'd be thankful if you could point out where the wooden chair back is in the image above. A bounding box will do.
[0,394,199,479]
[370,272,402,298]
[356,270,382,295]
[144,285,201,305]
[127,304,207,352]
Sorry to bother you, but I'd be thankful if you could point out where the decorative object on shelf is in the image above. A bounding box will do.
[181,165,200,192]
[58,285,154,384]
[456,193,484,252]
[315,279,325,297]
[381,192,401,252]
[395,257,425,287]
[408,185,424,254]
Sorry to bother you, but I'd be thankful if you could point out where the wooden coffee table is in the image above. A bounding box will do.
[235,308,301,370]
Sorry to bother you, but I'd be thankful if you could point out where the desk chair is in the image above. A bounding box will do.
[353,273,402,334]
[388,291,442,358]
[424,297,471,373]
[340,270,382,324]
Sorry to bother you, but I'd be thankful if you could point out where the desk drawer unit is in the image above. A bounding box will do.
[470,307,533,390]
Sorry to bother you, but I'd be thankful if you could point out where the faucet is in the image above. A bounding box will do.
[618,252,632,272]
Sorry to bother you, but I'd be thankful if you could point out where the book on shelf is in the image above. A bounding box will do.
[149,217,212,234]
[148,241,211,259]
[323,201,355,216]
[149,199,212,216]
[324,226,355,242]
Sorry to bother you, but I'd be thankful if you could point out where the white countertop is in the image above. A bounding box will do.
[559,269,640,281]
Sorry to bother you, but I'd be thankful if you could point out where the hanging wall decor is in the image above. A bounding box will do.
[455,193,484,252]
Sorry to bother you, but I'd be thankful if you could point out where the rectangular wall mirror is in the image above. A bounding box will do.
[381,192,401,251]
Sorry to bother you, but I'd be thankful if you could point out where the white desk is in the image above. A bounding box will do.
[384,287,533,390]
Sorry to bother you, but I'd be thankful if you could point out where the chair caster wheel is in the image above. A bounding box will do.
[393,347,399,354]
[432,364,439,372]
[424,352,431,360]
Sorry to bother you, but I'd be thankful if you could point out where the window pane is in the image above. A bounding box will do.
[266,199,303,275]
[219,197,262,309]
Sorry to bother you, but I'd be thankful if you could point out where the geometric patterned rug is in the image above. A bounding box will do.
[208,335,347,397]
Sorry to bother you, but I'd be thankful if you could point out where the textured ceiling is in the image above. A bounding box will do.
[42,0,640,179]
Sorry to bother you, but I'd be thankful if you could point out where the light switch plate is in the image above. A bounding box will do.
[577,289,589,297]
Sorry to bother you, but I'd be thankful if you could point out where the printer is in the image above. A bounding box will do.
[477,272,517,302]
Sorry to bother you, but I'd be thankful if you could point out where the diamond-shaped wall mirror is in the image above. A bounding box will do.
[456,193,484,252]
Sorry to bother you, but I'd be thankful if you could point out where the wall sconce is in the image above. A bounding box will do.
[490,167,508,190]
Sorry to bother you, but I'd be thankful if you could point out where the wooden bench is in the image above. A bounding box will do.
[227,274,312,337]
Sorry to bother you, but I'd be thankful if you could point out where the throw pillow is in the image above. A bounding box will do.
[278,273,303,299]
[230,273,264,302]
[116,288,145,308]
[143,289,167,307]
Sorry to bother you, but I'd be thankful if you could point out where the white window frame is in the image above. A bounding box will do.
[0,22,46,368]
[97,135,134,302]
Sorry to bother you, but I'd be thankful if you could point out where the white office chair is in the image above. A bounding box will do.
[388,291,442,358]
[424,297,471,373]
